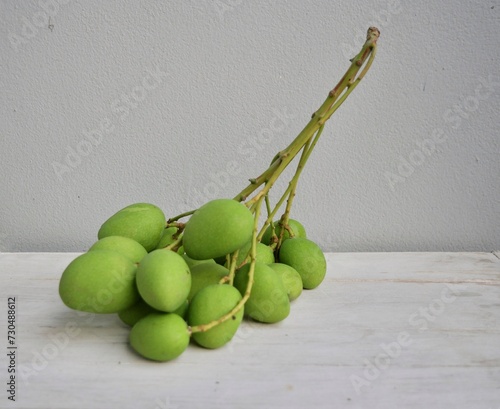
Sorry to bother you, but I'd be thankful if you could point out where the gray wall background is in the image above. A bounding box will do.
[1,0,499,253]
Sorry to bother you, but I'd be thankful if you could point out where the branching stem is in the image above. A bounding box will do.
[190,195,264,334]
[187,27,379,335]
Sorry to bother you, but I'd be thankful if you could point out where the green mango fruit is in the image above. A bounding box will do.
[261,219,307,245]
[255,243,275,264]
[171,299,189,320]
[181,253,216,269]
[136,250,191,312]
[88,236,147,263]
[188,262,229,301]
[118,298,157,326]
[155,227,178,249]
[279,238,326,289]
[233,262,290,323]
[98,203,166,252]
[237,242,274,266]
[130,313,190,361]
[188,284,243,349]
[183,199,254,260]
[118,297,189,326]
[213,241,249,267]
[216,241,274,268]
[268,263,303,301]
[59,250,139,313]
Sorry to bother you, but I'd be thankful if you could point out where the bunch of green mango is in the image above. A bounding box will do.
[59,199,326,362]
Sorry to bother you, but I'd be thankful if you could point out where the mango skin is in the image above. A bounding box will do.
[130,313,190,361]
[237,242,274,267]
[279,238,327,289]
[136,250,191,312]
[98,203,166,252]
[183,199,254,260]
[88,236,147,263]
[216,242,274,268]
[119,298,188,327]
[182,253,216,269]
[118,298,157,326]
[172,299,189,320]
[268,263,303,301]
[188,284,243,349]
[213,241,249,267]
[255,243,275,264]
[233,262,290,323]
[59,250,139,313]
[155,227,178,249]
[188,262,229,301]
[261,219,307,245]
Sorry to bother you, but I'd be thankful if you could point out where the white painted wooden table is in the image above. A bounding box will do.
[1,252,499,409]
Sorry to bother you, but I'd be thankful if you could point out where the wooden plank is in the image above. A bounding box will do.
[1,252,499,409]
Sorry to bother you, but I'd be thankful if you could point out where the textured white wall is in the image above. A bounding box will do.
[1,0,499,252]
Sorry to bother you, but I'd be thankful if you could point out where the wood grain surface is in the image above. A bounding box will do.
[1,252,499,409]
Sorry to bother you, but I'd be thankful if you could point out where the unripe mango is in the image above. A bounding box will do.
[225,240,251,267]
[188,284,243,349]
[183,199,254,260]
[118,298,157,326]
[188,263,229,301]
[261,219,307,245]
[182,253,216,269]
[218,241,274,268]
[255,243,275,264]
[233,262,290,323]
[136,250,191,312]
[155,227,178,249]
[88,236,147,263]
[237,242,274,267]
[279,238,326,289]
[130,313,190,361]
[172,299,189,320]
[268,263,303,301]
[59,250,139,313]
[98,203,166,252]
